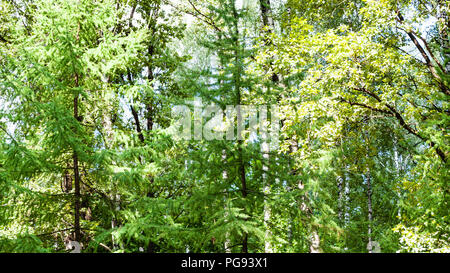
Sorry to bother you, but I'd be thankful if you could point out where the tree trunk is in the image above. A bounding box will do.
[222,149,232,253]
[73,93,81,243]
[290,140,320,253]
[259,0,276,253]
[262,128,272,253]
[366,169,373,253]
[231,1,248,253]
[72,23,82,244]
[437,2,450,73]
[337,176,344,222]
[259,0,274,30]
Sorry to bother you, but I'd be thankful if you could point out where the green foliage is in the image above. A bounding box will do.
[0,0,448,253]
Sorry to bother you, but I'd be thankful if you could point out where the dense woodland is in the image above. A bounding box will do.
[0,0,449,253]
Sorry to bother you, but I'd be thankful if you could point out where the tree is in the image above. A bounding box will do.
[0,0,448,253]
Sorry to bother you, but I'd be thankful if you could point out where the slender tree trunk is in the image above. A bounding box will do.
[290,140,320,253]
[364,130,374,253]
[337,176,344,222]
[146,44,155,132]
[145,58,157,253]
[222,150,232,253]
[337,138,344,223]
[366,169,373,253]
[73,93,81,243]
[101,78,119,250]
[127,72,145,144]
[72,22,82,244]
[437,2,449,73]
[259,0,274,30]
[344,170,350,226]
[259,0,276,253]
[238,140,248,253]
[231,0,248,253]
[393,136,402,219]
[262,130,272,253]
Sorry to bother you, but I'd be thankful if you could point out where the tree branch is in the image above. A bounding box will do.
[167,0,223,33]
[338,97,392,115]
[351,87,447,162]
[396,10,450,96]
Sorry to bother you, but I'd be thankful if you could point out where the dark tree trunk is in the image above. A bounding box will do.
[231,1,248,253]
[72,23,82,243]
[259,0,274,30]
[73,80,81,243]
